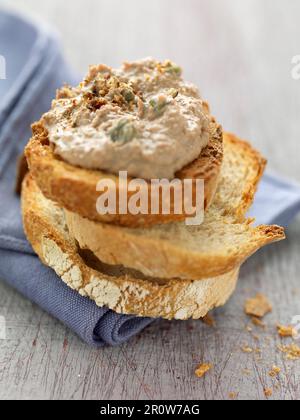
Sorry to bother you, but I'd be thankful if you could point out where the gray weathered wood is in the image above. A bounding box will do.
[0,0,300,400]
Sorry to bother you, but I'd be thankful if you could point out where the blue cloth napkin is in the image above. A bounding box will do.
[249,173,300,227]
[0,10,300,348]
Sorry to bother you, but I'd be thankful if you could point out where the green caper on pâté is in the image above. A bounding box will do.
[110,119,137,143]
[149,97,169,118]
[122,89,135,103]
[165,64,182,76]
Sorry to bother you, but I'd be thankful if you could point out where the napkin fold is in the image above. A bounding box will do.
[0,9,299,347]
[249,173,300,227]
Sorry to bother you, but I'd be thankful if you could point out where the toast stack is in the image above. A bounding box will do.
[23,125,285,320]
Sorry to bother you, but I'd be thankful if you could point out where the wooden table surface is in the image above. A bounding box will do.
[1,0,300,400]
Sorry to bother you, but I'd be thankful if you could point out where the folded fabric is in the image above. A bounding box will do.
[0,10,50,127]
[1,10,300,348]
[249,173,300,227]
[0,10,75,174]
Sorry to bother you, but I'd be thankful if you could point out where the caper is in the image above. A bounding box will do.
[110,119,137,143]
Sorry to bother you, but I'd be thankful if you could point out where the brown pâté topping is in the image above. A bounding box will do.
[57,60,183,126]
[56,85,77,100]
[62,107,74,120]
[83,92,108,112]
[82,73,138,112]
[156,60,182,76]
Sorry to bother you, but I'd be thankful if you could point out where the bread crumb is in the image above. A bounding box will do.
[245,294,272,318]
[202,313,216,327]
[264,388,273,398]
[241,346,253,354]
[229,392,238,400]
[242,369,252,376]
[195,363,212,378]
[277,325,297,338]
[251,317,266,328]
[269,366,281,378]
[278,344,300,360]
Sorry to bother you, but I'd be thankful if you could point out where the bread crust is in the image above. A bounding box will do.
[212,132,267,221]
[22,175,239,320]
[65,209,284,281]
[25,119,223,228]
[63,134,285,281]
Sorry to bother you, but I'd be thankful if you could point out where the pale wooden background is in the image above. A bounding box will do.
[0,0,300,400]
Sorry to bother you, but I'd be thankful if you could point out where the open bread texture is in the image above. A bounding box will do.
[25,119,223,228]
[22,175,240,320]
[65,134,285,280]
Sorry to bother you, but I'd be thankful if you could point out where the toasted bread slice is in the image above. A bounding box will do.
[65,134,285,280]
[22,175,240,320]
[25,119,223,228]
